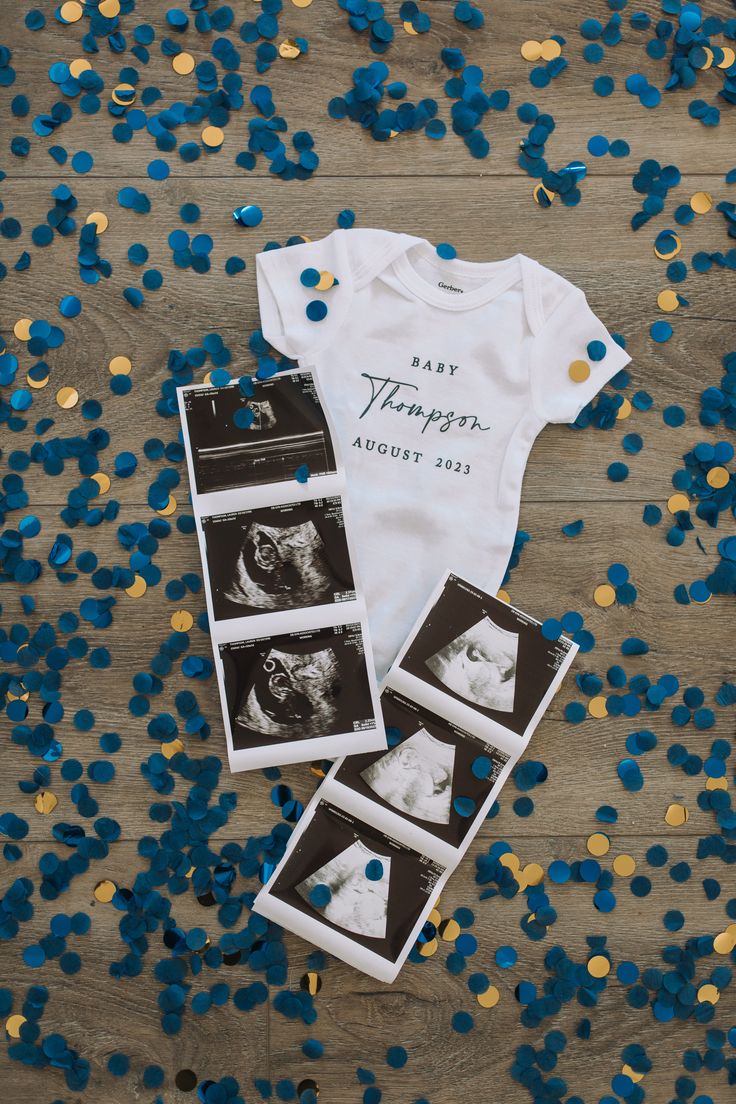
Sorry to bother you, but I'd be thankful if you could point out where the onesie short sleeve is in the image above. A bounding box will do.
[256,228,399,361]
[529,270,632,425]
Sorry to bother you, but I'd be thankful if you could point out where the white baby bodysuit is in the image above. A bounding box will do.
[256,229,631,677]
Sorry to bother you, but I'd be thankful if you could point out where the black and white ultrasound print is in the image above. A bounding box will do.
[400,574,575,738]
[268,801,444,961]
[334,688,510,847]
[202,498,355,621]
[219,624,375,750]
[182,373,337,495]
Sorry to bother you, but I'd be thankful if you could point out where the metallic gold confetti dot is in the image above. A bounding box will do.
[697,47,713,69]
[125,574,147,598]
[499,851,520,872]
[690,191,713,214]
[172,52,195,75]
[540,39,562,60]
[587,832,610,856]
[616,397,632,419]
[5,1014,27,1038]
[157,494,177,517]
[86,210,109,233]
[202,125,225,148]
[162,738,185,759]
[309,761,327,779]
[203,371,212,385]
[587,955,610,978]
[171,610,194,632]
[316,270,336,291]
[56,386,79,409]
[99,0,120,15]
[718,47,735,68]
[622,1065,644,1083]
[419,937,438,957]
[477,985,500,1008]
[697,983,719,1004]
[706,776,727,791]
[667,492,690,514]
[403,20,418,34]
[594,584,616,608]
[523,862,544,885]
[533,182,555,206]
[713,931,735,955]
[428,907,442,926]
[59,0,83,21]
[34,791,58,815]
[439,918,461,941]
[279,38,301,58]
[292,0,313,6]
[521,40,543,61]
[94,879,117,903]
[613,854,636,877]
[69,58,92,78]
[300,971,322,995]
[568,359,590,383]
[14,318,32,341]
[27,372,49,390]
[657,289,679,312]
[665,803,688,827]
[496,588,511,604]
[91,472,111,494]
[109,355,132,376]
[112,83,136,106]
[654,235,681,260]
[706,466,729,489]
[588,696,608,719]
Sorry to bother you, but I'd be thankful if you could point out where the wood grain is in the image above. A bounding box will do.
[1,3,735,1104]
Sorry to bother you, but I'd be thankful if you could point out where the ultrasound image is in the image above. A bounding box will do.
[296,840,391,939]
[426,616,519,712]
[202,498,355,621]
[360,728,455,824]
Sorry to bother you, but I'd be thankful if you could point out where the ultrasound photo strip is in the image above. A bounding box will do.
[177,369,386,772]
[254,570,579,980]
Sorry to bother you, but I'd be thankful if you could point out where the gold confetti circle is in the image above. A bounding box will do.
[533,182,555,206]
[94,879,117,903]
[588,696,608,719]
[27,372,49,390]
[56,386,79,410]
[540,39,562,61]
[428,907,442,926]
[98,0,120,15]
[171,610,194,632]
[654,235,681,260]
[86,210,109,233]
[477,985,500,1008]
[613,854,636,877]
[162,738,185,759]
[696,47,713,70]
[316,270,336,291]
[14,318,32,341]
[292,0,313,5]
[622,1065,644,1083]
[568,359,590,383]
[34,791,58,815]
[587,832,610,857]
[706,466,729,489]
[657,289,679,312]
[202,125,225,148]
[718,47,736,68]
[109,355,132,376]
[439,918,460,941]
[499,851,520,872]
[300,971,321,995]
[91,472,111,494]
[279,38,301,58]
[587,955,611,978]
[690,191,713,214]
[616,397,632,420]
[523,862,544,886]
[403,20,418,35]
[157,494,177,517]
[419,937,438,957]
[713,931,735,955]
[496,588,511,604]
[664,803,688,827]
[172,52,195,75]
[69,58,92,78]
[520,40,542,62]
[593,583,616,608]
[125,574,147,599]
[667,492,690,514]
[59,0,83,22]
[112,83,136,106]
[706,776,727,791]
[5,1014,27,1038]
[697,983,719,1004]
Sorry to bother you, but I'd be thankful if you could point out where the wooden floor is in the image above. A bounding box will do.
[2,3,735,1102]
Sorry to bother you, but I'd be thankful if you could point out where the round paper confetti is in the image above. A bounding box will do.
[594,584,616,607]
[568,359,591,382]
[94,879,117,903]
[56,386,79,409]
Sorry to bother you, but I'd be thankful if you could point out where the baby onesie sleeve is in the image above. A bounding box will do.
[529,271,632,425]
[256,228,394,361]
